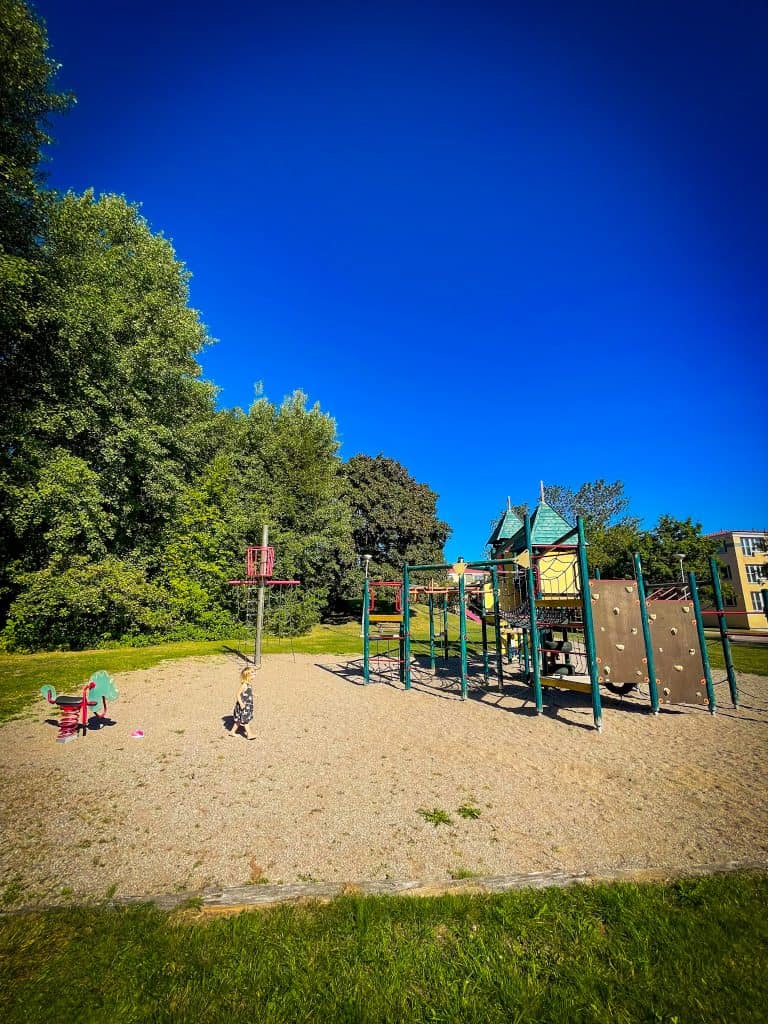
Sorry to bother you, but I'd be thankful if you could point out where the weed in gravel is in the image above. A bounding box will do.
[457,804,482,820]
[450,867,480,880]
[418,807,453,827]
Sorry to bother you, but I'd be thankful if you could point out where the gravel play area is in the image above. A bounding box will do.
[1,652,767,906]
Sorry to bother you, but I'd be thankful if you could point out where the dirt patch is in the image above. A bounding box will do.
[1,653,766,905]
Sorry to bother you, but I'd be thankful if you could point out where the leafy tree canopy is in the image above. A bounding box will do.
[343,454,451,583]
[638,514,719,585]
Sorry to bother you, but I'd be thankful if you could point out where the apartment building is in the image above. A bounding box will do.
[709,530,768,631]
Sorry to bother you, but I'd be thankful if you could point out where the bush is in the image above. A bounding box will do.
[2,557,172,651]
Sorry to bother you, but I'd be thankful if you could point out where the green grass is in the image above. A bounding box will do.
[2,618,762,726]
[0,874,765,1022]
[706,639,768,676]
[0,607,480,724]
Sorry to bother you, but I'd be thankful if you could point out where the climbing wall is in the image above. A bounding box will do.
[647,601,707,705]
[588,580,649,689]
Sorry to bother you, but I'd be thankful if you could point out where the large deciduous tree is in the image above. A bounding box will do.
[545,479,641,577]
[1,192,218,647]
[343,454,451,582]
[638,515,719,586]
[0,0,72,417]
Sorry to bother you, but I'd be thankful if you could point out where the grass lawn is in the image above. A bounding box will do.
[0,608,485,724]
[0,873,765,1023]
[706,638,768,676]
[0,618,765,726]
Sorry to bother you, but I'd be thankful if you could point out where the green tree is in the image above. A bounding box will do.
[638,515,719,586]
[1,193,218,645]
[545,479,642,577]
[0,0,72,421]
[545,479,631,530]
[3,192,217,572]
[235,392,355,630]
[343,454,451,583]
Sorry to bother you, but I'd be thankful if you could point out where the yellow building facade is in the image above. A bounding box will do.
[710,530,768,631]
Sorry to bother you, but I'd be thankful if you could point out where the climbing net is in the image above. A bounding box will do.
[228,544,301,659]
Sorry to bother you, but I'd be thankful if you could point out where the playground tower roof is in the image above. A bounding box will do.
[490,499,575,556]
[486,507,524,548]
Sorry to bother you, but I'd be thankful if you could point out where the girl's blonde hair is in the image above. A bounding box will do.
[240,666,256,685]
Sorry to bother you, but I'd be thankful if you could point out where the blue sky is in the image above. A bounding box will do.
[35,0,767,559]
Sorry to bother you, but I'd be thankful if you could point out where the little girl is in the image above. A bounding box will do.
[229,666,256,740]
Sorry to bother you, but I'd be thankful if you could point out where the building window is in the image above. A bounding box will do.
[741,536,766,557]
[719,564,732,580]
[724,593,737,607]
[746,563,768,584]
[751,591,766,612]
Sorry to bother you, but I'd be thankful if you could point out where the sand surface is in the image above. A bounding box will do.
[1,652,767,905]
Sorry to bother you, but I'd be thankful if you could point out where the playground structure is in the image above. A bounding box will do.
[362,506,767,731]
[40,670,118,743]
[228,526,300,667]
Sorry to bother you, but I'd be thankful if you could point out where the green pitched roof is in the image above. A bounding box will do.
[505,500,575,553]
[487,507,524,548]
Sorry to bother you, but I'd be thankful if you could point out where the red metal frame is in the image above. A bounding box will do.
[368,581,403,613]
[246,545,275,579]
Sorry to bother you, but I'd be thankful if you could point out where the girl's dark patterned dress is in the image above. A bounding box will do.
[234,685,254,725]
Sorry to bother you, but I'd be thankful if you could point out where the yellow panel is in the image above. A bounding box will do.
[369,613,403,622]
[540,676,593,693]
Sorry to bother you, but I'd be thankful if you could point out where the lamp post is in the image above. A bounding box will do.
[676,552,686,583]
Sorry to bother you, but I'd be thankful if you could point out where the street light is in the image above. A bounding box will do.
[363,554,372,578]
[675,552,686,583]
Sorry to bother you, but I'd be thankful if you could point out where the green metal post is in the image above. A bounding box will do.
[481,613,489,683]
[363,576,370,684]
[634,553,659,714]
[576,515,602,731]
[403,565,411,690]
[428,593,436,672]
[524,514,543,714]
[491,565,504,689]
[458,571,468,700]
[594,567,601,579]
[443,595,449,662]
[710,556,738,707]
[689,571,716,714]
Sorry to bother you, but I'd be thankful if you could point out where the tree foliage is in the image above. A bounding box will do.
[343,454,451,583]
[0,0,72,422]
[638,515,719,585]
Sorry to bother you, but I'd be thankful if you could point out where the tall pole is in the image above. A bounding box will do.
[428,592,436,671]
[576,515,602,731]
[491,565,504,689]
[689,571,716,714]
[403,564,411,689]
[254,524,268,668]
[634,553,659,714]
[524,513,543,714]
[363,575,370,684]
[458,570,468,699]
[710,555,738,707]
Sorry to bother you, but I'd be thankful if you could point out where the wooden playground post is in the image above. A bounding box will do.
[254,524,268,668]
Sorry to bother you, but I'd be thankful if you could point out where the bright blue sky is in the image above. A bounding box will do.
[36,0,767,559]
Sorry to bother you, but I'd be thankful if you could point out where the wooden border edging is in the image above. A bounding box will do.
[127,860,768,914]
[3,861,765,917]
